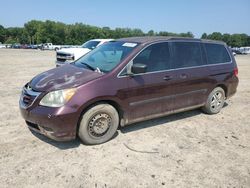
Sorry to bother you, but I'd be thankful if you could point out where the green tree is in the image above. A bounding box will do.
[0,25,6,43]
[231,34,242,47]
[147,30,155,36]
[179,32,194,38]
[5,37,17,44]
[247,36,250,46]
[24,20,43,44]
[5,27,26,44]
[201,33,207,39]
[220,34,231,46]
[207,32,223,41]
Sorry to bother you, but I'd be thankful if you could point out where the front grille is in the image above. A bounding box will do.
[56,52,74,62]
[22,91,37,106]
[56,58,67,62]
[20,84,41,108]
[56,52,68,57]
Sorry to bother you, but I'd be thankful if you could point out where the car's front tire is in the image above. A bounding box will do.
[202,87,225,114]
[78,104,119,145]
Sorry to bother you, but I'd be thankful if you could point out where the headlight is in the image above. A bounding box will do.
[39,88,77,107]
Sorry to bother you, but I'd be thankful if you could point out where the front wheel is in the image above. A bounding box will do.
[202,87,225,114]
[78,104,119,145]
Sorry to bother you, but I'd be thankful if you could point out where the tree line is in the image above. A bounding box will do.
[0,20,193,45]
[0,20,249,47]
[201,32,250,47]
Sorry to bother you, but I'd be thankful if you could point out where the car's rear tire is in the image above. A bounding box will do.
[78,104,119,145]
[202,87,225,114]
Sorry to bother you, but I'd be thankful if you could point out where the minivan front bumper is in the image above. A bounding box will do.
[19,102,78,141]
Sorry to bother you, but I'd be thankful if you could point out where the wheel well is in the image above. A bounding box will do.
[76,100,124,133]
[217,84,228,97]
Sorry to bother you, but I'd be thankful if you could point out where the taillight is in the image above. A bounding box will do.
[233,68,238,77]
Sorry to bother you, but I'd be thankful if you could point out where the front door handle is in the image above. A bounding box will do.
[163,75,173,81]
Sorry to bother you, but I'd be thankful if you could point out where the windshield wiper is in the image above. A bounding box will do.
[79,62,104,73]
[95,67,101,73]
[80,62,96,71]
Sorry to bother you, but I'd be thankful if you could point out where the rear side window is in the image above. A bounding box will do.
[171,42,203,68]
[204,43,231,64]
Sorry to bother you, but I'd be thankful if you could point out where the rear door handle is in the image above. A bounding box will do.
[180,73,188,79]
[163,75,173,81]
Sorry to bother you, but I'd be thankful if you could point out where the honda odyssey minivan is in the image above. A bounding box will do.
[19,37,239,144]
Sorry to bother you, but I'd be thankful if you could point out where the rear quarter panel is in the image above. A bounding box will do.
[206,48,238,98]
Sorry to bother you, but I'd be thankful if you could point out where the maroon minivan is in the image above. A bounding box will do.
[19,37,238,144]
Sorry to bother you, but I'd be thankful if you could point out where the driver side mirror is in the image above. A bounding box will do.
[131,63,147,74]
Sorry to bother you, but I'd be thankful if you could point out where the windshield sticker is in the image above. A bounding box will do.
[122,43,137,47]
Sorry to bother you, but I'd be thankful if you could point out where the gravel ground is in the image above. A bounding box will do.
[0,49,249,188]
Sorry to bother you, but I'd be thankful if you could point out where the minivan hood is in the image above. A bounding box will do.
[30,64,102,92]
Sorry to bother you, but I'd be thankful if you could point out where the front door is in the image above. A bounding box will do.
[123,42,176,123]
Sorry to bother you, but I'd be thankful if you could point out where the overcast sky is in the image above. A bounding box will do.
[1,0,250,37]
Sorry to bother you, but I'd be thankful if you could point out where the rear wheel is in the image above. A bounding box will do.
[202,87,225,114]
[78,104,119,145]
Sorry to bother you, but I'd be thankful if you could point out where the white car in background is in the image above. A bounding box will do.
[56,39,113,67]
[0,43,6,48]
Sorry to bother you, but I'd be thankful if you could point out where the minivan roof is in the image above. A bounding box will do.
[116,36,226,45]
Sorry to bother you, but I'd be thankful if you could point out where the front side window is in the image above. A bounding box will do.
[132,42,171,73]
[74,41,138,73]
[204,43,231,64]
[171,42,203,69]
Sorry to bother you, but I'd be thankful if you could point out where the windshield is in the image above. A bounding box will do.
[74,41,138,73]
[81,41,100,49]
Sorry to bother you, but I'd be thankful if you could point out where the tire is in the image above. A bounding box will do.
[78,104,119,145]
[202,87,225,114]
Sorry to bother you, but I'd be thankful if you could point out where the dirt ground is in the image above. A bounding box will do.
[0,49,249,188]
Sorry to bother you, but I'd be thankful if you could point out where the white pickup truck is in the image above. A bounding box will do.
[55,39,113,67]
[41,43,62,51]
